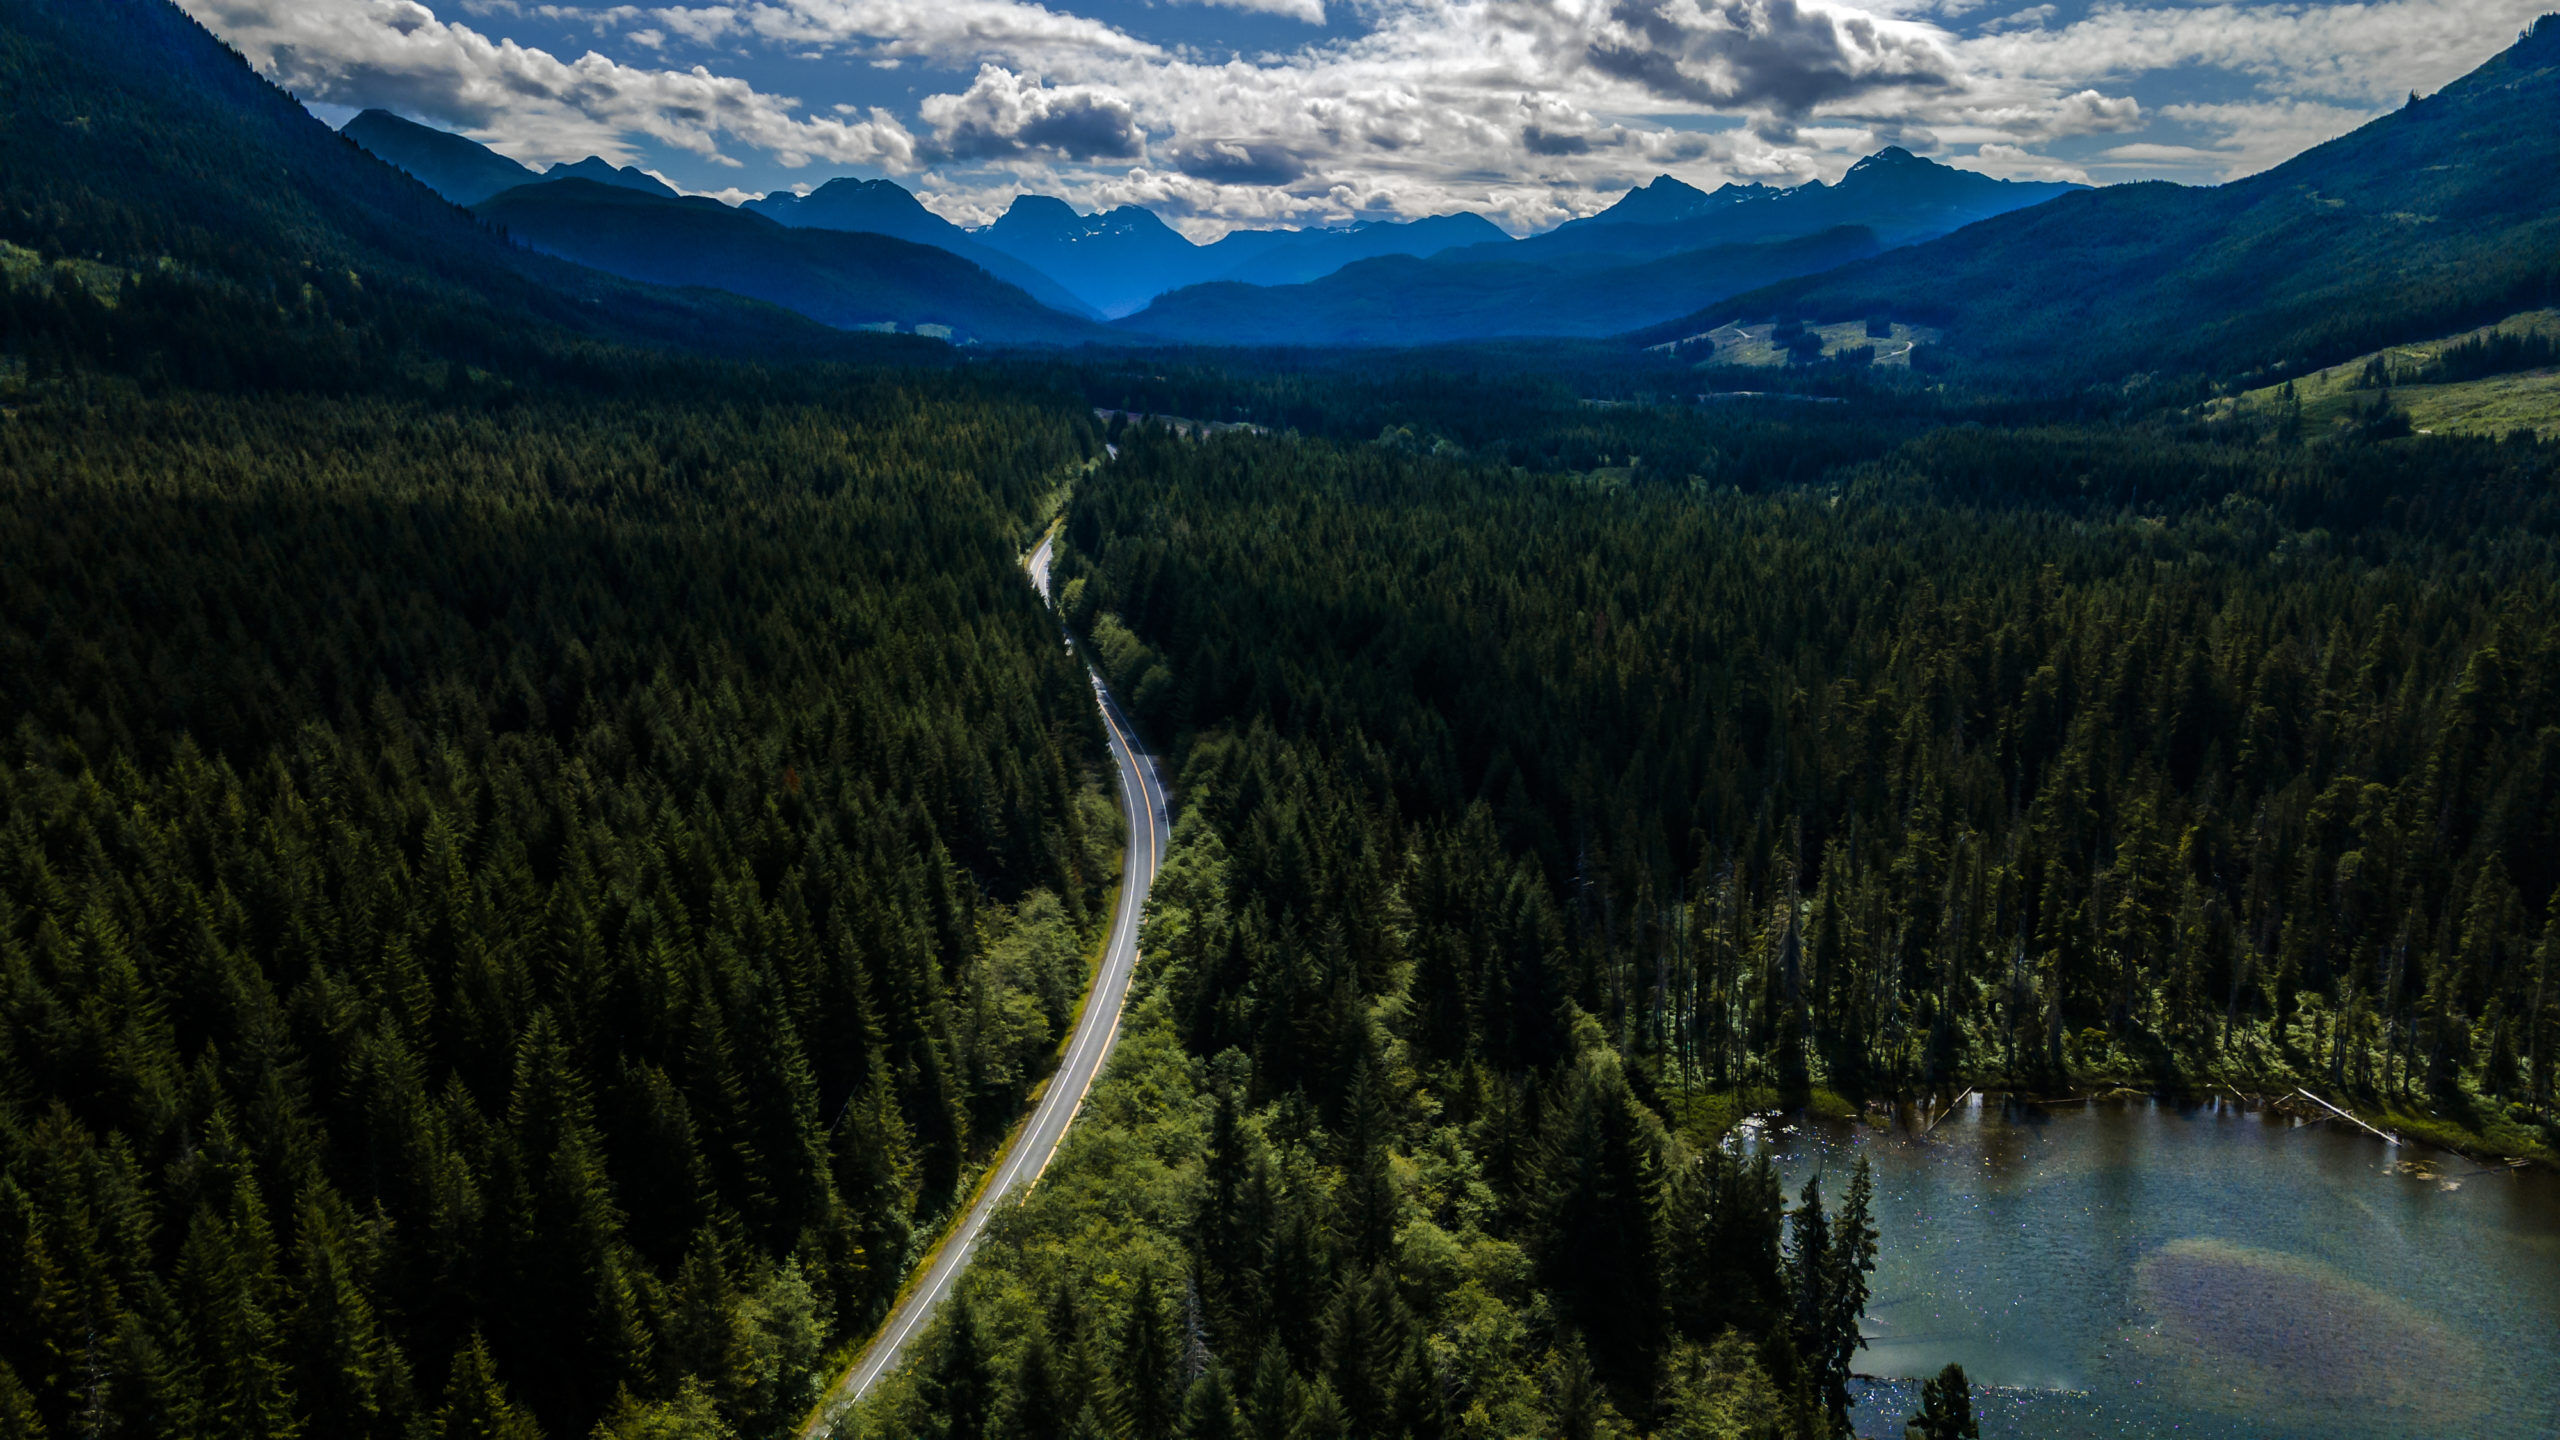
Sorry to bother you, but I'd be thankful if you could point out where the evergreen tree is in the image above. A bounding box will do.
[1785,1177,1833,1422]
[1179,1367,1244,1440]
[1540,1334,1618,1440]
[591,1382,734,1440]
[1291,1380,1349,1440]
[996,1335,1069,1440]
[1532,1058,1663,1399]
[1194,1084,1267,1339]
[430,1334,543,1440]
[1811,1160,1877,1434]
[0,1362,46,1440]
[1239,1341,1300,1440]
[1114,1274,1181,1440]
[1904,1364,1977,1440]
[927,1303,995,1440]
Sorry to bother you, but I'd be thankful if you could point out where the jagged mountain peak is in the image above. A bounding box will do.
[1845,145,1926,174]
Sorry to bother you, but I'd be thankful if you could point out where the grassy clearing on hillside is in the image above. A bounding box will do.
[2230,308,2560,439]
[2390,369,2560,439]
[0,238,134,301]
[1655,319,1940,369]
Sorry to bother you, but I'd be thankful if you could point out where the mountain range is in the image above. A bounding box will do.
[474,180,1114,345]
[340,110,683,204]
[335,108,2088,349]
[1515,150,2080,265]
[0,0,931,379]
[1652,16,2560,388]
[744,179,1104,318]
[1118,227,1886,347]
[339,113,1513,322]
[336,110,1113,343]
[1114,149,2078,346]
[967,197,1510,316]
[26,0,2558,386]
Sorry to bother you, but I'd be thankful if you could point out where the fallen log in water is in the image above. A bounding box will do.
[2293,1088,2403,1147]
[1922,1086,1978,1134]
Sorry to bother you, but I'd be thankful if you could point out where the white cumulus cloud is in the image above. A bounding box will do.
[181,0,917,168]
[182,0,2557,233]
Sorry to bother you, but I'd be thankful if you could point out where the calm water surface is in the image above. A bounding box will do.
[1750,1096,2560,1439]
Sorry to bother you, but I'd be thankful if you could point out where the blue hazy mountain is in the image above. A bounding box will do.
[539,156,678,198]
[746,178,1103,319]
[1120,227,1882,346]
[972,195,1515,316]
[339,108,536,205]
[1505,148,2081,265]
[338,115,1106,333]
[1112,148,2078,346]
[971,196,1210,318]
[1642,16,2560,387]
[1197,212,1513,287]
[475,179,1115,345]
[337,114,682,206]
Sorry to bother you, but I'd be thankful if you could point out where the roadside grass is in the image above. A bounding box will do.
[801,770,1126,1436]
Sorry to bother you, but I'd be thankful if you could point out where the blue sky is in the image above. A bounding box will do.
[183,0,2554,236]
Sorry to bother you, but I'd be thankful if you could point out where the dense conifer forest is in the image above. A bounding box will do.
[0,368,1123,1440]
[1055,406,2560,1125]
[7,6,2560,1434]
[827,379,2560,1440]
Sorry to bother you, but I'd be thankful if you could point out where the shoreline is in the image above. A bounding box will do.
[1836,1083,2554,1170]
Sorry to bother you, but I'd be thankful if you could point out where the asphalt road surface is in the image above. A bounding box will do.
[803,528,1167,1438]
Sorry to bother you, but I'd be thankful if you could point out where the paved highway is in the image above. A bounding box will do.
[803,526,1166,1438]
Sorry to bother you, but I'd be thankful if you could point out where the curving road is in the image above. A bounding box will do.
[803,526,1167,1439]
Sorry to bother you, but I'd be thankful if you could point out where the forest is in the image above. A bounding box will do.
[0,364,1124,1440]
[10,291,2559,1440]
[1052,402,2560,1123]
[827,369,2560,1440]
[6,2,2558,1437]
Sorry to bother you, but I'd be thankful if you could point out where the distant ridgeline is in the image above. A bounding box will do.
[1666,15,2560,389]
[326,94,2082,349]
[0,0,933,385]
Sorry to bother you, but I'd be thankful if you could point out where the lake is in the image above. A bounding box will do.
[1747,1095,2560,1439]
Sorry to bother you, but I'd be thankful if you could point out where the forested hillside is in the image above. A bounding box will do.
[1658,17,2560,389]
[0,368,1125,1440]
[0,0,909,387]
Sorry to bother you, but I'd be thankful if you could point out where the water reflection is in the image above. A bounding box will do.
[2131,1238,2480,1425]
[1751,1097,2560,1439]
